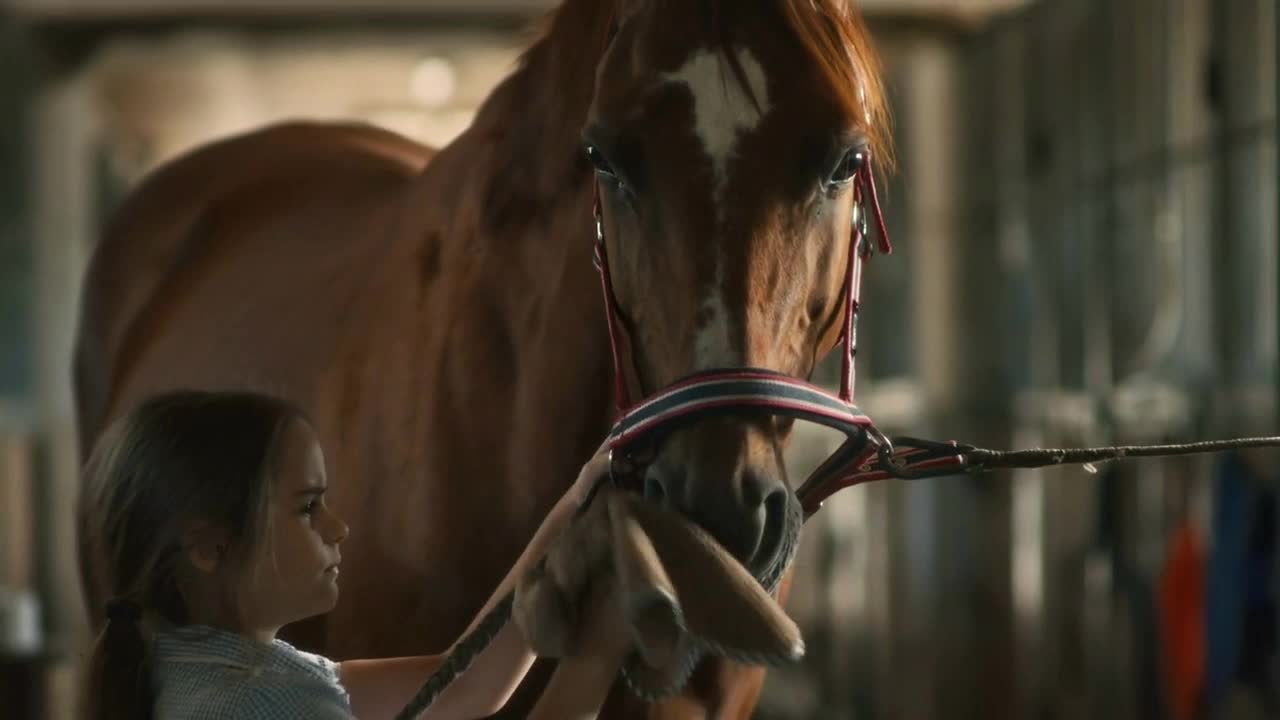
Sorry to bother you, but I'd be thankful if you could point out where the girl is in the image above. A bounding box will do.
[79,390,611,719]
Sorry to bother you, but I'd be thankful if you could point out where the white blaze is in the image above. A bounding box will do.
[694,292,734,370]
[662,47,771,200]
[663,47,771,368]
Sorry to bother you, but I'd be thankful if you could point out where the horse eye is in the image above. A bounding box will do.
[828,147,867,186]
[584,144,617,178]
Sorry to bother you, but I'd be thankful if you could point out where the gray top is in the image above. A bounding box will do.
[151,624,353,719]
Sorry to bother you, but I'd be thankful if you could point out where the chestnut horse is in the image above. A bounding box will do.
[74,1,892,716]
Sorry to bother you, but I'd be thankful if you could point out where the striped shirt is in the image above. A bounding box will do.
[151,624,353,719]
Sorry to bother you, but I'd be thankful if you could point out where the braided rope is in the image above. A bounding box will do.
[966,436,1280,471]
[392,596,514,720]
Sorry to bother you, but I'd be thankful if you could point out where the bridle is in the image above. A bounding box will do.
[591,160,1280,517]
[592,152,975,517]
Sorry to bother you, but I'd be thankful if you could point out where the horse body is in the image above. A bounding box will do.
[78,2,889,716]
[76,44,762,720]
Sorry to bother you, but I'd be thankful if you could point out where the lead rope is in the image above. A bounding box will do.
[963,436,1280,473]
[391,596,514,720]
[393,434,1280,718]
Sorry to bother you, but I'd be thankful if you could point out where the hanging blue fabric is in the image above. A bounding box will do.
[1204,453,1267,708]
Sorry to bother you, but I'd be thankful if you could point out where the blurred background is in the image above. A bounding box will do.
[0,0,1275,718]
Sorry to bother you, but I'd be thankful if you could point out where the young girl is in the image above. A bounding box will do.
[79,390,611,719]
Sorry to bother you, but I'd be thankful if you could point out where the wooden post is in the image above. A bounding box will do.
[0,425,34,592]
[28,38,98,720]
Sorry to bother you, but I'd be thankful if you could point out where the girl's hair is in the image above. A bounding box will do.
[79,390,307,720]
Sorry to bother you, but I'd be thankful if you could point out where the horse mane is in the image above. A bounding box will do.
[468,0,893,232]
[778,0,895,171]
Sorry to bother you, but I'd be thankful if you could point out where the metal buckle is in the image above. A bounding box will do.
[608,447,643,491]
[852,200,870,257]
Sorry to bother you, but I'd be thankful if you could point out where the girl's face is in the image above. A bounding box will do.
[236,419,349,634]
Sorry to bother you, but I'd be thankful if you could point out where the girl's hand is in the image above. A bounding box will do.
[514,484,615,658]
[511,440,616,656]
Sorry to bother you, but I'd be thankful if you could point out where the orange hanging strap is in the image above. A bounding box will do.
[1160,522,1206,720]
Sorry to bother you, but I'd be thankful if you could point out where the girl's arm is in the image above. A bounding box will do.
[337,654,444,719]
[338,445,611,720]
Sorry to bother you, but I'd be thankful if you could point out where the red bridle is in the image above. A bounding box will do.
[589,153,935,516]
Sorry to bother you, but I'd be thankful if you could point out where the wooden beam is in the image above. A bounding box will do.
[7,0,1031,26]
[6,0,550,24]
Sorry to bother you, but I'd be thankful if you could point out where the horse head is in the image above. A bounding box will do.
[583,0,892,587]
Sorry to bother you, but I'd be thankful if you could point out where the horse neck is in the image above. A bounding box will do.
[407,0,621,422]
[455,0,617,241]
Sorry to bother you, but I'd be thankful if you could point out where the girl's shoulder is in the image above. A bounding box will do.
[152,625,352,719]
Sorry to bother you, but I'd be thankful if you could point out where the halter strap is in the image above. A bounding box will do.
[595,365,971,517]
[605,368,873,449]
[592,181,633,416]
[838,158,891,402]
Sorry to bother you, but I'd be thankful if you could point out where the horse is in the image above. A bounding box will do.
[73,1,893,716]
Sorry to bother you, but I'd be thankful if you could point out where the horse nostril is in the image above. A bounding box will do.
[773,415,796,436]
[759,488,788,559]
